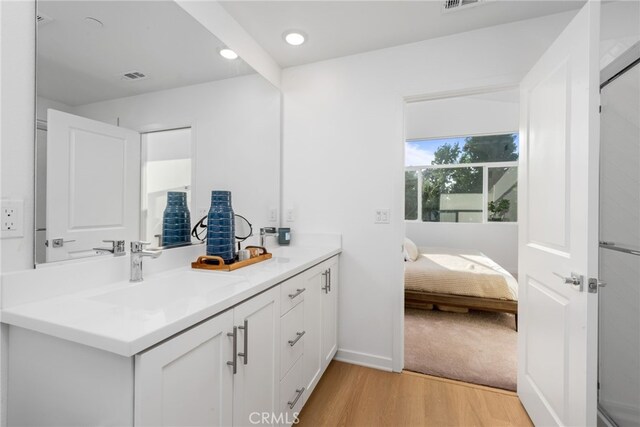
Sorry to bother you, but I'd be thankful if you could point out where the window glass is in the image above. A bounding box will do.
[488,167,518,222]
[406,133,519,166]
[422,167,483,223]
[405,171,419,220]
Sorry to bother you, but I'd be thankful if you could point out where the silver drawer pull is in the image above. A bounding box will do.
[288,387,305,409]
[288,330,306,347]
[288,288,306,299]
[237,319,248,365]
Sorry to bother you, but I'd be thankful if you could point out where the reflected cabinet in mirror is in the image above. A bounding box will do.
[35,1,281,265]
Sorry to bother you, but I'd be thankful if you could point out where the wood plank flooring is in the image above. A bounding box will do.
[297,361,532,427]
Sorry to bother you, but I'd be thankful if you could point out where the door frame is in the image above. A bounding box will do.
[394,82,520,373]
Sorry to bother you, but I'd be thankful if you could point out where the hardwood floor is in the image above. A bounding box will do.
[297,361,532,427]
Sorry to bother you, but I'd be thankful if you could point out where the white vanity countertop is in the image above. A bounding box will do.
[1,244,340,357]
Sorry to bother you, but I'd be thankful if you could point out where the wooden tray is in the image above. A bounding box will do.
[191,246,272,271]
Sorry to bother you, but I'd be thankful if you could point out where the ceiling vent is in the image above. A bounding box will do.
[443,0,482,12]
[120,71,148,82]
[36,13,54,26]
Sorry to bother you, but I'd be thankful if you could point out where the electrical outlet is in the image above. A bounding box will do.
[374,209,390,224]
[286,208,295,222]
[269,208,278,222]
[1,199,24,238]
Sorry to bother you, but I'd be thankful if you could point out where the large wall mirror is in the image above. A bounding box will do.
[35,0,281,265]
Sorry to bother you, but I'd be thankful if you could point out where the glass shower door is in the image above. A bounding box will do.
[599,59,640,427]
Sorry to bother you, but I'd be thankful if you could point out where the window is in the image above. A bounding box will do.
[405,133,519,222]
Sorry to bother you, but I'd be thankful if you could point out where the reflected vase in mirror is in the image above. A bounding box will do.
[161,192,191,246]
[207,191,235,263]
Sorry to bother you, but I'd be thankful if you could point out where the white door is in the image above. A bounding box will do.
[321,257,338,369]
[518,2,600,426]
[134,310,234,427]
[233,287,280,426]
[46,109,140,261]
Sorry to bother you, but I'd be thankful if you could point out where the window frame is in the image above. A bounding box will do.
[405,160,519,224]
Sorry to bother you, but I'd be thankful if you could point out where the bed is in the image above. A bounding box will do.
[404,246,518,328]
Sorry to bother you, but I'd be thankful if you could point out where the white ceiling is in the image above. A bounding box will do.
[37,1,256,106]
[220,0,585,68]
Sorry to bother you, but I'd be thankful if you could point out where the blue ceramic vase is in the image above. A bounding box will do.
[206,191,235,263]
[162,191,191,246]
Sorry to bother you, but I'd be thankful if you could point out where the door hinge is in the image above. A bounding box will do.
[588,277,607,293]
[599,105,602,113]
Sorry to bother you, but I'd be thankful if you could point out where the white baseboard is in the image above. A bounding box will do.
[334,348,393,372]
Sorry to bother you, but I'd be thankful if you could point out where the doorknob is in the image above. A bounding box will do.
[552,272,584,292]
[46,238,76,248]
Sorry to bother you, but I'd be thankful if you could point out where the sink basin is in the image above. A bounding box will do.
[90,270,246,311]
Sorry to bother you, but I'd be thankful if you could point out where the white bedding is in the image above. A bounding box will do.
[404,247,518,301]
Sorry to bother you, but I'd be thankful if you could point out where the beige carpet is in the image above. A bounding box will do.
[404,308,517,391]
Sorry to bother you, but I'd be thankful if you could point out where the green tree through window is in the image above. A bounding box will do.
[412,134,519,222]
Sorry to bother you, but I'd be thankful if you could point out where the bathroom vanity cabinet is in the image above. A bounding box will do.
[7,255,340,426]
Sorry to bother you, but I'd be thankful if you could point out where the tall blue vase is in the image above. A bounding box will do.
[206,190,235,263]
[162,191,191,246]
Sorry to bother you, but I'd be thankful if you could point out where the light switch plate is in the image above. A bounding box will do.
[374,209,390,224]
[269,208,278,222]
[1,199,24,238]
[286,208,295,222]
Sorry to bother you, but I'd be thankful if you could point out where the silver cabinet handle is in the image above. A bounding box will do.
[288,387,305,409]
[288,330,306,347]
[321,270,329,293]
[288,288,306,299]
[238,319,248,365]
[226,326,238,374]
[328,267,332,292]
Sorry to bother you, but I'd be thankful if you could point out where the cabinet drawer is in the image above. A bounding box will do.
[280,273,306,316]
[279,356,304,426]
[280,301,304,379]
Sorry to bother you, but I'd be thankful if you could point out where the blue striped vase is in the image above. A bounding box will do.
[162,191,191,246]
[206,191,235,263]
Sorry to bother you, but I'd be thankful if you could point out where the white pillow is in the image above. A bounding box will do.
[404,237,418,262]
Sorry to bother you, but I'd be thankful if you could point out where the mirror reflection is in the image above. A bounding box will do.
[35,1,281,265]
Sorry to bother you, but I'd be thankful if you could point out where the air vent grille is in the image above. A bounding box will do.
[36,13,53,26]
[120,71,148,81]
[443,0,481,12]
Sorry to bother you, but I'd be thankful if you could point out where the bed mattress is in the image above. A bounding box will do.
[404,247,518,301]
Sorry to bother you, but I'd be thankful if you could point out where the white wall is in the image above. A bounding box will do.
[405,92,520,273]
[281,11,575,370]
[1,0,36,274]
[73,74,281,241]
[36,96,73,122]
[406,222,518,274]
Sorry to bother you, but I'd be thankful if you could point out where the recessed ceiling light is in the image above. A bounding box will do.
[219,48,238,60]
[283,31,306,46]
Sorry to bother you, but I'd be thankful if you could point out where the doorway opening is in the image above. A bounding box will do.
[402,88,520,391]
[140,127,193,247]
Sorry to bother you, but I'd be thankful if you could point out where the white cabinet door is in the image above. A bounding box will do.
[321,257,339,369]
[134,310,234,427]
[302,264,323,397]
[47,109,140,262]
[518,2,600,426]
[233,287,280,426]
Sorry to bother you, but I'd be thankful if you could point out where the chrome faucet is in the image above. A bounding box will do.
[260,227,278,247]
[94,240,126,256]
[130,241,162,282]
